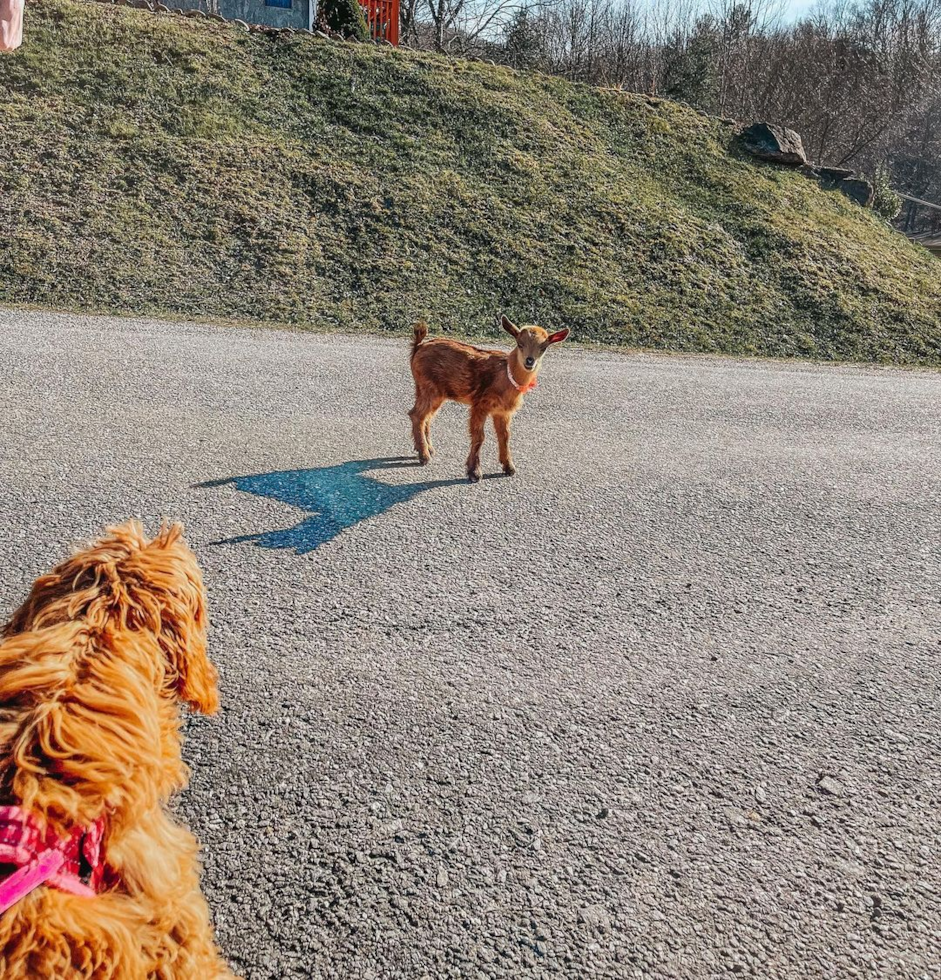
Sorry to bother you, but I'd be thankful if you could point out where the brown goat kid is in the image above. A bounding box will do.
[409,315,569,482]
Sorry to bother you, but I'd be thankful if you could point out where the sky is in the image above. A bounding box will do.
[780,0,820,20]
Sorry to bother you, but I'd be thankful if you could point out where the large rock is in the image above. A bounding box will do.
[835,177,874,208]
[739,122,807,166]
[800,166,875,208]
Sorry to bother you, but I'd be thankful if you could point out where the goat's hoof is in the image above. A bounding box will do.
[467,467,482,483]
[502,463,516,476]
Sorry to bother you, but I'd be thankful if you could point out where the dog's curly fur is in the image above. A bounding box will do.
[0,522,236,979]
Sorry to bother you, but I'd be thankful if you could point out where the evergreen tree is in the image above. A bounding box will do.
[503,7,544,70]
[316,0,370,41]
[662,16,720,115]
[870,163,903,222]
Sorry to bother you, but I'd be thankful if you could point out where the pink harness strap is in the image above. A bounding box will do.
[0,849,66,915]
[0,806,105,914]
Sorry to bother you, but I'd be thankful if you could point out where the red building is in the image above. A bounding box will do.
[360,0,398,44]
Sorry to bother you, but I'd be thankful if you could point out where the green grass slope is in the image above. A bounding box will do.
[2,0,940,362]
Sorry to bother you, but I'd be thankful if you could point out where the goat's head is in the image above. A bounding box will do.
[501,315,569,372]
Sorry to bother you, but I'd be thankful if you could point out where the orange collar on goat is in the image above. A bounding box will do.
[506,359,538,394]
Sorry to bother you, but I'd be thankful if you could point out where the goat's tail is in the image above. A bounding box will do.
[411,321,429,359]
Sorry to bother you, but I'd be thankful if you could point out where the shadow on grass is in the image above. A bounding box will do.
[196,456,486,554]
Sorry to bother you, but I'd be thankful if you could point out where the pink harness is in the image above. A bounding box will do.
[0,806,106,914]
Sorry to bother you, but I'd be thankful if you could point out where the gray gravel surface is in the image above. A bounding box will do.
[1,309,939,980]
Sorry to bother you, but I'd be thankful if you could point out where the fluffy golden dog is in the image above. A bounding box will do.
[0,522,236,979]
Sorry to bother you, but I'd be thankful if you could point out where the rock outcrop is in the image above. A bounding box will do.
[741,123,876,209]
[739,123,807,166]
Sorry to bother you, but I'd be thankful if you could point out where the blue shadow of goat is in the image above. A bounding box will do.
[198,457,467,554]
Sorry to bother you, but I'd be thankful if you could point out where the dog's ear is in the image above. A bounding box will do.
[155,525,220,715]
[546,328,569,345]
[124,523,220,715]
[501,314,520,338]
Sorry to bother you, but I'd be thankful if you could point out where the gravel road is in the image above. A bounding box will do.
[0,309,939,980]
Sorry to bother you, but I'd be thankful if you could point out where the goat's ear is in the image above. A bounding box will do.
[501,315,520,338]
[546,328,570,345]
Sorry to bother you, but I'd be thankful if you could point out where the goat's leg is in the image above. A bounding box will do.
[493,413,515,476]
[409,396,434,465]
[466,407,488,483]
[423,398,444,458]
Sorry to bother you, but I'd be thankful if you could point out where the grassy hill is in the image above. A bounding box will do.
[1,0,940,363]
